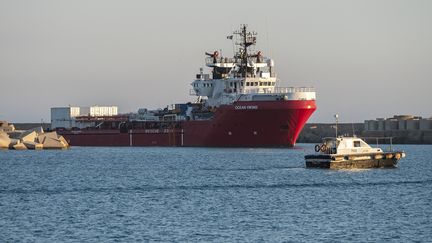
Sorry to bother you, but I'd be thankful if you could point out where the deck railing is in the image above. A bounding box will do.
[205,57,238,65]
[190,87,316,96]
[241,87,315,94]
[361,137,395,151]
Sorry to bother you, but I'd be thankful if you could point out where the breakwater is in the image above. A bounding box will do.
[298,123,432,144]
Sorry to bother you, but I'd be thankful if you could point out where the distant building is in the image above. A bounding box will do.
[364,115,432,131]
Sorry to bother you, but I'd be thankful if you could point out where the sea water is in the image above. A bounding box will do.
[0,144,431,242]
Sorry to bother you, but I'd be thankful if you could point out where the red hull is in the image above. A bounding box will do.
[59,100,316,147]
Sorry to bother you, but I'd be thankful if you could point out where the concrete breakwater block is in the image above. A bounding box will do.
[13,143,27,150]
[20,131,37,142]
[23,141,43,150]
[8,138,21,149]
[38,131,69,149]
[0,132,11,148]
[1,125,69,150]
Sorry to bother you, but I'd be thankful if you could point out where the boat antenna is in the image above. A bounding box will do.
[352,122,355,137]
[334,114,339,138]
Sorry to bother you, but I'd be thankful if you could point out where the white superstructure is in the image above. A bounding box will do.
[320,137,383,155]
[51,106,118,129]
[190,25,316,108]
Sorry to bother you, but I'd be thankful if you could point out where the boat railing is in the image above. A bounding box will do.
[205,57,238,65]
[189,86,315,96]
[361,137,394,151]
[241,87,315,94]
[205,57,270,66]
[273,87,316,94]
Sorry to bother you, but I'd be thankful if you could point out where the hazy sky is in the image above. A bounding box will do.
[1,0,431,123]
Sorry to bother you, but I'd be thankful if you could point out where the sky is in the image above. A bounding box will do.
[0,0,431,123]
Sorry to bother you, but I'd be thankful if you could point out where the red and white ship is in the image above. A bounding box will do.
[57,25,316,147]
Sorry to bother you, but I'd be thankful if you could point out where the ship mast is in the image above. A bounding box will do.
[234,24,257,78]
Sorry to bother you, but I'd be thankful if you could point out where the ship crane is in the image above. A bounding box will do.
[205,51,219,63]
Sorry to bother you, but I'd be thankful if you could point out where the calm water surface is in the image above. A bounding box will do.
[1,144,431,242]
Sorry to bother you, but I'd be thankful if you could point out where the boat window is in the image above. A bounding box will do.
[353,141,361,147]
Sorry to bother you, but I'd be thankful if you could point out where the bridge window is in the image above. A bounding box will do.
[353,141,361,147]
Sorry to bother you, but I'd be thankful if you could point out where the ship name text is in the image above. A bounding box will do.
[234,105,258,110]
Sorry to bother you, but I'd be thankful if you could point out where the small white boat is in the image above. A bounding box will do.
[305,137,406,169]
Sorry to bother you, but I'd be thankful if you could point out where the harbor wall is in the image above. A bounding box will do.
[298,122,432,144]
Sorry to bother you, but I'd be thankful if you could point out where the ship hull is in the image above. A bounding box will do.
[59,100,316,147]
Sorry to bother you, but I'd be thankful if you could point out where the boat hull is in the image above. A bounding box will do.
[305,152,403,169]
[59,100,316,147]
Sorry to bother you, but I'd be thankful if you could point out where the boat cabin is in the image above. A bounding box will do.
[319,137,383,155]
